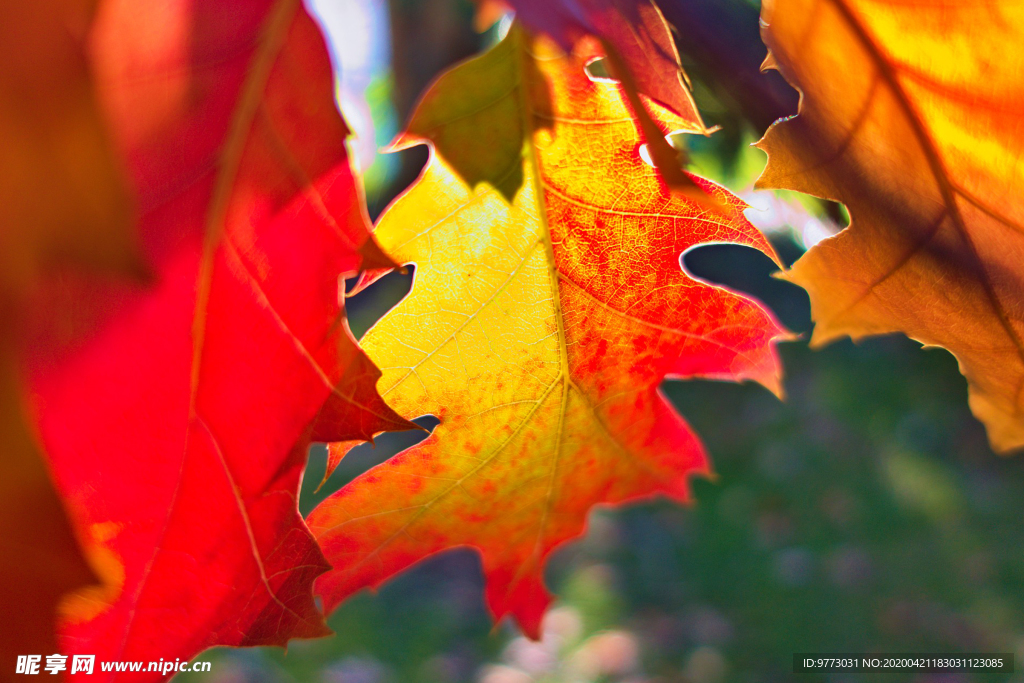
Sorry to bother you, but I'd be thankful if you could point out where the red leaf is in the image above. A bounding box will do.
[23,0,408,675]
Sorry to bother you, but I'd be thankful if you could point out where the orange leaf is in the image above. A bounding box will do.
[308,26,788,637]
[756,0,1024,452]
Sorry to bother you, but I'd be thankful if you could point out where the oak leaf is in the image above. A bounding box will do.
[308,26,787,637]
[0,0,137,674]
[756,0,1024,451]
[23,0,408,674]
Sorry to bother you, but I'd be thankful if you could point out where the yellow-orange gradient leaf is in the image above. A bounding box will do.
[756,0,1024,451]
[308,25,788,637]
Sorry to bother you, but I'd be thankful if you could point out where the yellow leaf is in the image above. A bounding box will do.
[309,26,787,636]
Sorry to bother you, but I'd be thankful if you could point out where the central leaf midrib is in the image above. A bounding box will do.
[512,24,572,566]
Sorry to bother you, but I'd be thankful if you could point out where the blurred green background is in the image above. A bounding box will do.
[179,1,1024,681]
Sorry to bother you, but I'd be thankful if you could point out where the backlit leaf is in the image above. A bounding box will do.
[308,26,787,637]
[756,0,1024,451]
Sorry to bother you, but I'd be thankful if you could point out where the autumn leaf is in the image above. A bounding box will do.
[307,26,787,637]
[0,0,138,674]
[22,0,408,673]
[480,0,715,204]
[756,0,1024,452]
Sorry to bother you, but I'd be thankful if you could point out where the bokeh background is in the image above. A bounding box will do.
[180,1,1024,681]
